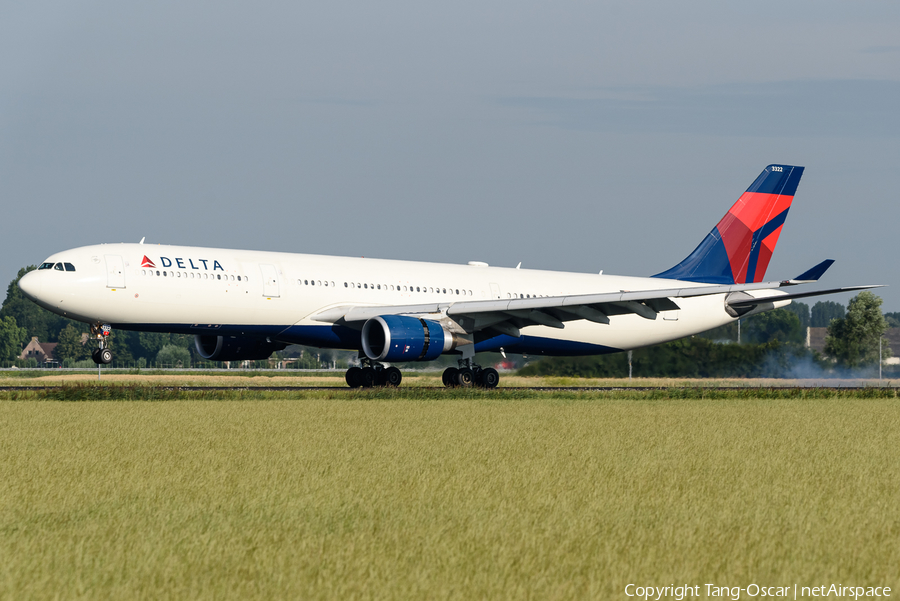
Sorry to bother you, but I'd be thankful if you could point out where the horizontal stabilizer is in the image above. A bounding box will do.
[786,259,834,284]
[726,285,883,309]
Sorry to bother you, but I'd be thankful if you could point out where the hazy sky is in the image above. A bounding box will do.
[2,1,899,309]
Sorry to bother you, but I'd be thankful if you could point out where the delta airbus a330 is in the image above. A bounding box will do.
[18,165,877,388]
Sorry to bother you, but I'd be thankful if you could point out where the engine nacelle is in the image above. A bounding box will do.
[194,335,286,362]
[361,315,454,362]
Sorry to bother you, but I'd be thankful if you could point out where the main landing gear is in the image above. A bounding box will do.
[441,359,500,389]
[90,324,113,365]
[345,357,402,388]
[343,354,500,389]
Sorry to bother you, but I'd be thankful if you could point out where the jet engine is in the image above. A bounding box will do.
[194,335,287,362]
[361,315,457,362]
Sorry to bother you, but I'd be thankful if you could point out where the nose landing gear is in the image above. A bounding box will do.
[90,324,113,365]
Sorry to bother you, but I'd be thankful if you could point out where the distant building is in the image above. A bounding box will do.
[807,327,900,364]
[19,337,58,363]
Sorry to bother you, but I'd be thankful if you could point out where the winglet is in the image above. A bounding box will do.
[784,259,834,284]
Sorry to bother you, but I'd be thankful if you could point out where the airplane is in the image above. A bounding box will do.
[17,164,878,388]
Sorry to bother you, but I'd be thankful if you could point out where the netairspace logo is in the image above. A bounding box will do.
[624,583,892,600]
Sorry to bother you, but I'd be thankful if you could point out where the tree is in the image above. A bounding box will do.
[884,312,900,328]
[55,324,88,362]
[518,337,802,378]
[784,301,810,329]
[156,345,191,368]
[824,292,891,368]
[0,315,27,362]
[811,301,845,327]
[743,309,804,345]
[132,332,194,361]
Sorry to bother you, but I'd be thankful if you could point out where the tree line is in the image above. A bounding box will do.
[0,265,894,374]
[520,292,892,378]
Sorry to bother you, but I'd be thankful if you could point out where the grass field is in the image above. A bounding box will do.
[2,387,899,599]
[2,370,898,389]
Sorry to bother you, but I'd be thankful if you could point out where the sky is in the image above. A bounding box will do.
[2,1,899,310]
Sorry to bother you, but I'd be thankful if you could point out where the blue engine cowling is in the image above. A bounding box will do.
[361,315,446,362]
[194,335,287,362]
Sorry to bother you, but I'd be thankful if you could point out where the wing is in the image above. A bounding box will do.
[311,277,881,337]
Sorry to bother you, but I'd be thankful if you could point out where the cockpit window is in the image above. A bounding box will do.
[64,263,76,272]
[39,262,54,270]
[54,263,64,271]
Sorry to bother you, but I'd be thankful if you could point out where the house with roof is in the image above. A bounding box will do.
[19,337,58,363]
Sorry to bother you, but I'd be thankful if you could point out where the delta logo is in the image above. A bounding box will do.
[140,255,224,271]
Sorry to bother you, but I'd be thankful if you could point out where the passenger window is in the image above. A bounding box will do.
[237,276,241,281]
[64,263,76,272]
[217,274,221,280]
[344,282,348,287]
[318,280,322,286]
[455,289,459,295]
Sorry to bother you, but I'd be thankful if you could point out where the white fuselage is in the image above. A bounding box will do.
[19,243,782,356]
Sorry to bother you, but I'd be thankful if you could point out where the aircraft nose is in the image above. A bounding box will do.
[18,271,42,301]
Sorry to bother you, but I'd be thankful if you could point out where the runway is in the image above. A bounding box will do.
[0,385,895,392]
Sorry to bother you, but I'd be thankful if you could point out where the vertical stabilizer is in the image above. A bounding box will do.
[653,164,804,284]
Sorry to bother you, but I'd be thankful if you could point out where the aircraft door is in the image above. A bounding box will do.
[259,264,280,298]
[490,283,501,299]
[105,255,126,288]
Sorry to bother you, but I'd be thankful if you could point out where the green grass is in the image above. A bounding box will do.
[2,394,899,599]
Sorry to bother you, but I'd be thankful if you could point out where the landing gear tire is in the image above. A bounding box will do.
[360,367,377,388]
[480,367,500,389]
[384,366,402,387]
[346,366,363,388]
[99,348,113,365]
[91,349,101,364]
[456,368,475,387]
[442,367,459,387]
